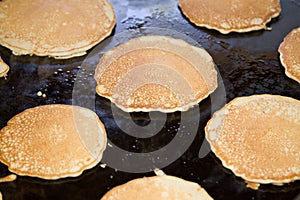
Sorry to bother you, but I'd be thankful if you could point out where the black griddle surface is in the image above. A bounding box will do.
[0,0,300,199]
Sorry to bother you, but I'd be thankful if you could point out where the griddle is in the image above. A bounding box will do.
[0,0,300,199]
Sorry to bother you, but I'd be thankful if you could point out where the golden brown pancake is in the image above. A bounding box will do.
[0,0,116,59]
[0,174,17,183]
[205,94,300,188]
[278,27,300,83]
[94,36,217,112]
[0,104,107,179]
[0,57,9,78]
[178,0,281,34]
[100,175,213,200]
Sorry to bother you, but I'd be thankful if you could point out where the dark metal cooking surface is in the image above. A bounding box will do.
[0,0,300,199]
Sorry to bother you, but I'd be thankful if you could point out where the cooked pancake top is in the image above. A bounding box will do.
[94,36,217,112]
[0,104,107,179]
[0,57,9,77]
[101,175,213,200]
[205,94,300,185]
[279,27,300,83]
[0,0,115,58]
[178,0,281,34]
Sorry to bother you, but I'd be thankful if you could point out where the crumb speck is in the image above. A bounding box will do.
[37,91,42,97]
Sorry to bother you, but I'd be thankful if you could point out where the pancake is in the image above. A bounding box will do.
[0,104,107,179]
[0,0,116,59]
[0,174,17,183]
[0,57,9,78]
[178,0,281,34]
[100,175,213,200]
[205,94,300,188]
[278,27,300,83]
[94,36,218,112]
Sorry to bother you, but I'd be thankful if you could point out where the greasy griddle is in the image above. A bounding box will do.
[0,0,300,199]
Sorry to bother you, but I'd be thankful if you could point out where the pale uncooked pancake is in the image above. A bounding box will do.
[0,0,116,59]
[100,175,213,200]
[205,94,300,187]
[178,0,281,34]
[278,27,300,83]
[94,36,217,112]
[0,104,107,179]
[0,57,9,78]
